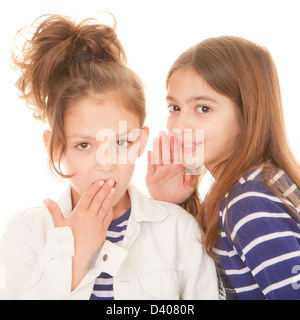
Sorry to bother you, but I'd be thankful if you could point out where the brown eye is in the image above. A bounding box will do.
[168,105,181,112]
[196,105,211,114]
[116,140,129,148]
[77,143,91,150]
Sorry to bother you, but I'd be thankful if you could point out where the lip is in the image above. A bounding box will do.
[176,140,203,154]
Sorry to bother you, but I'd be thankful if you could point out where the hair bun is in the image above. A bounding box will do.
[72,49,94,63]
[12,14,127,121]
[67,15,127,65]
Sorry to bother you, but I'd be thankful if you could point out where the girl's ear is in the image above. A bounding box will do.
[43,130,59,162]
[137,126,149,158]
[43,130,52,150]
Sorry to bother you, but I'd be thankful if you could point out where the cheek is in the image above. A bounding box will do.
[220,113,241,146]
[65,161,91,196]
[119,163,135,182]
[63,149,91,175]
[112,164,135,205]
[117,164,135,189]
[167,117,175,132]
[117,143,139,165]
[204,116,240,154]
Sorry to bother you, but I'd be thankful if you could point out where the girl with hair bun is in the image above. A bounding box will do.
[0,14,218,300]
[146,36,300,299]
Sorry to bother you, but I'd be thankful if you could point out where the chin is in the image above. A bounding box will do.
[183,165,203,175]
[182,157,203,169]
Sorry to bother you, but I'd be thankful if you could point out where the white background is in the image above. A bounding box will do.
[0,0,299,237]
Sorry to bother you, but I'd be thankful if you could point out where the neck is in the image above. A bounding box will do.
[112,190,131,220]
[206,163,224,181]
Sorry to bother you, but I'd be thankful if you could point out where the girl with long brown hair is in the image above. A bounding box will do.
[147,36,300,299]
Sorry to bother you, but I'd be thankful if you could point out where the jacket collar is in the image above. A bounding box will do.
[57,184,72,218]
[57,184,168,223]
[127,184,168,223]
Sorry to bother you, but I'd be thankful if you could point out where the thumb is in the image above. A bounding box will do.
[43,199,65,227]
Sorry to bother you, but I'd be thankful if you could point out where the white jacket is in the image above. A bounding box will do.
[0,184,218,300]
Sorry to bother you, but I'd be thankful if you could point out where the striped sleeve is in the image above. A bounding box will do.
[224,185,300,299]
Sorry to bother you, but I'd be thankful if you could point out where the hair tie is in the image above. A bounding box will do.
[72,49,94,63]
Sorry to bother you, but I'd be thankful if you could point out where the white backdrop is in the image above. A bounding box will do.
[0,0,299,237]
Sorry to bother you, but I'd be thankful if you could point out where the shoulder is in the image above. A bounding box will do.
[149,198,203,245]
[4,207,52,237]
[1,186,71,246]
[4,185,71,232]
[220,166,300,237]
[222,166,298,214]
[153,199,198,227]
[0,207,52,256]
[128,184,201,236]
[227,167,275,204]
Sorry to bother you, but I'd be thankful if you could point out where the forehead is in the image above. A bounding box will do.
[167,68,240,111]
[64,95,140,135]
[167,68,218,100]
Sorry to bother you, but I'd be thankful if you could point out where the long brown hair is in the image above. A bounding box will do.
[166,36,300,258]
[12,14,146,178]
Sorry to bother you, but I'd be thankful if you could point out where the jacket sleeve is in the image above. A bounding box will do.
[0,212,74,300]
[180,221,219,300]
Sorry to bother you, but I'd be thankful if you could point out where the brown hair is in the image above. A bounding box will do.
[12,14,146,178]
[166,36,300,258]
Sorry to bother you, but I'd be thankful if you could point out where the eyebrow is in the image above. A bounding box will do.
[166,95,218,104]
[66,130,138,140]
[66,134,95,140]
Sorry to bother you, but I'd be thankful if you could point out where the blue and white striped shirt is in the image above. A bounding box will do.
[90,208,130,300]
[215,167,300,299]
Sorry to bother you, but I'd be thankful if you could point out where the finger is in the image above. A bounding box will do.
[103,208,113,230]
[172,133,182,165]
[160,131,171,164]
[44,199,65,227]
[152,137,161,165]
[147,150,156,176]
[76,180,103,210]
[158,135,163,165]
[97,187,116,219]
[168,132,174,164]
[89,179,115,213]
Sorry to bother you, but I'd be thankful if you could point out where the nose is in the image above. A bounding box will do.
[94,144,117,172]
[171,112,194,133]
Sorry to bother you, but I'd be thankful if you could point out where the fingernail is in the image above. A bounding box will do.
[98,180,105,187]
[43,199,50,208]
[110,188,116,194]
[108,179,115,187]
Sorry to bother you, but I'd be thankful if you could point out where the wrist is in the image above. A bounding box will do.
[71,253,92,291]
